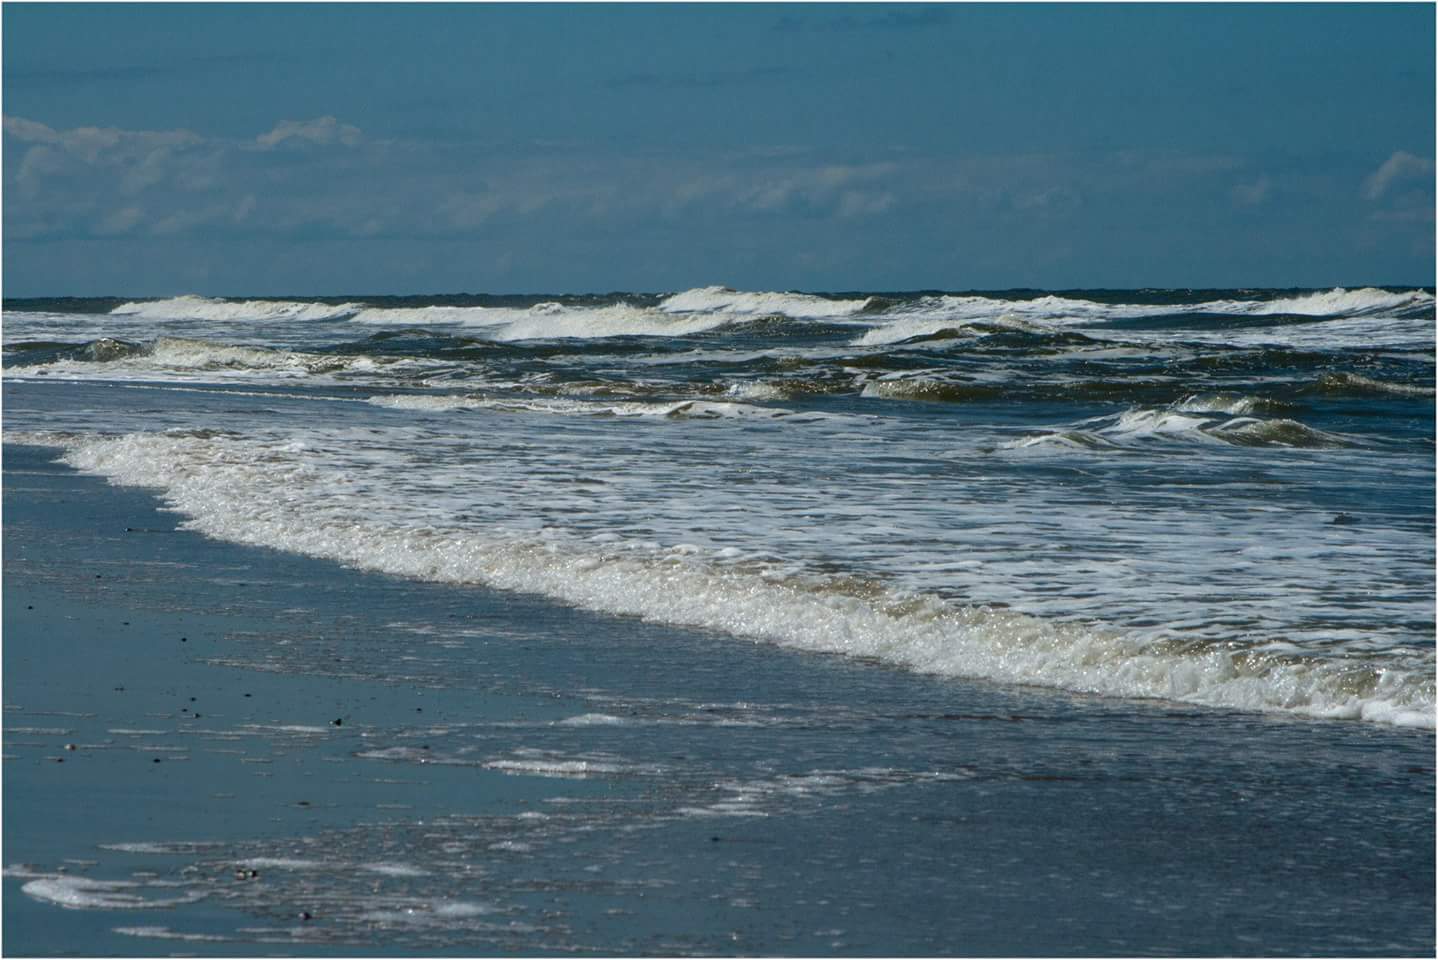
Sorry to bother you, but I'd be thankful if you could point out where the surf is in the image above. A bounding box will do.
[21,429,1434,730]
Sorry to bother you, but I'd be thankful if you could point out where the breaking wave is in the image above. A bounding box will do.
[110,295,362,323]
[1244,287,1435,317]
[350,302,733,341]
[850,287,1434,345]
[1171,392,1289,416]
[1010,404,1356,451]
[4,336,428,381]
[657,286,879,319]
[18,430,1432,729]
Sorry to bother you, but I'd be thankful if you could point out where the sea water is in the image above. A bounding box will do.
[6,286,1434,727]
[2,286,1434,954]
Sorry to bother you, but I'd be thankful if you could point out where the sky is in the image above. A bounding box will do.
[2,2,1434,296]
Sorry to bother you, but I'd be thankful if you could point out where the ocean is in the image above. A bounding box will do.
[2,285,1434,955]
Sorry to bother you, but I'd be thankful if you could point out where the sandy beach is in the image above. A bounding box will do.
[4,442,641,955]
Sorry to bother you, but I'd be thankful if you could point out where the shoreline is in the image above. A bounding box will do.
[4,442,610,956]
[4,440,1435,957]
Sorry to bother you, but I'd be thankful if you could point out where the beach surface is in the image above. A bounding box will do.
[3,439,1434,956]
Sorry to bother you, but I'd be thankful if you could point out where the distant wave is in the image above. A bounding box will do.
[350,301,735,340]
[657,285,880,319]
[1243,287,1434,317]
[854,313,1043,346]
[4,335,440,383]
[852,287,1435,350]
[96,287,1433,346]
[111,295,362,323]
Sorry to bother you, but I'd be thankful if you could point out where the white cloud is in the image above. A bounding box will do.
[93,206,144,236]
[438,191,506,229]
[3,114,205,198]
[255,116,362,150]
[4,114,380,239]
[1362,151,1433,200]
[15,144,60,190]
[692,162,900,218]
[1012,185,1082,213]
[1231,176,1271,206]
[837,189,895,218]
[151,206,226,236]
[3,116,201,163]
[3,115,62,144]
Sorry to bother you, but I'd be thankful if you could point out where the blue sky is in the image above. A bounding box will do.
[3,2,1433,295]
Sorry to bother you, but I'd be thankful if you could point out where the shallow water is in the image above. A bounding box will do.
[3,445,1433,956]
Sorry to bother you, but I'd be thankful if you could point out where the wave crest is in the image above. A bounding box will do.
[1316,372,1436,398]
[111,295,362,323]
[351,302,731,340]
[658,286,876,319]
[1011,404,1355,451]
[1247,287,1435,317]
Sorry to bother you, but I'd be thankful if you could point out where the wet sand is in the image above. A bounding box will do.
[3,444,615,955]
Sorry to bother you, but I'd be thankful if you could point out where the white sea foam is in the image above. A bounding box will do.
[658,285,876,319]
[848,293,1190,346]
[358,899,502,926]
[4,336,454,387]
[111,295,362,323]
[557,713,630,726]
[852,295,1150,343]
[1244,287,1434,317]
[849,287,1435,348]
[99,842,194,855]
[1011,403,1358,451]
[113,926,230,942]
[355,746,458,764]
[1172,393,1271,416]
[29,430,1434,730]
[724,380,792,401]
[1101,408,1224,442]
[853,318,989,347]
[483,758,629,778]
[361,862,429,877]
[21,875,206,910]
[432,901,499,918]
[235,857,326,870]
[350,302,731,340]
[145,338,333,371]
